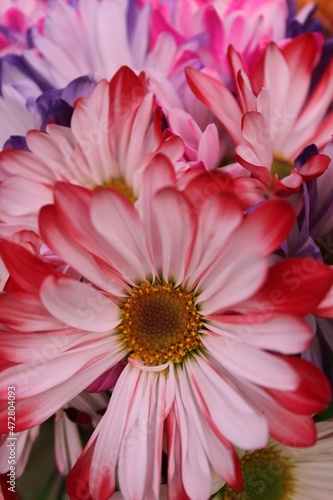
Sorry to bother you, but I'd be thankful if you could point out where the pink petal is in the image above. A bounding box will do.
[207,315,313,354]
[91,188,154,283]
[203,335,300,390]
[235,380,317,446]
[239,258,333,316]
[0,148,57,184]
[220,199,295,258]
[198,123,221,169]
[144,188,195,286]
[123,93,156,181]
[241,111,273,167]
[74,365,165,500]
[0,335,124,432]
[0,176,52,218]
[188,356,268,449]
[281,34,320,117]
[252,42,290,118]
[186,192,243,289]
[40,276,120,332]
[118,372,165,500]
[186,67,243,145]
[198,252,267,314]
[267,356,331,415]
[166,409,190,500]
[0,239,58,294]
[39,200,125,296]
[172,387,214,500]
[0,292,62,332]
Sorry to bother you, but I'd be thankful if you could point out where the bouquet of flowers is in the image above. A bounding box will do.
[0,1,332,499]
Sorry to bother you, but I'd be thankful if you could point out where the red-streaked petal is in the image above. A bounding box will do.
[298,153,330,180]
[187,356,268,449]
[144,188,196,286]
[238,258,333,316]
[186,192,243,289]
[234,379,317,446]
[0,292,62,332]
[91,188,154,283]
[234,199,295,256]
[39,204,124,296]
[185,67,243,145]
[267,356,331,415]
[0,335,124,432]
[0,239,58,294]
[117,372,165,500]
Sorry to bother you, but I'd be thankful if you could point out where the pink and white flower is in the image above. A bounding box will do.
[216,420,333,499]
[186,33,333,193]
[0,177,331,499]
[0,65,183,234]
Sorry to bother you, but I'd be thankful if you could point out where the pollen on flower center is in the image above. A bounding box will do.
[220,446,295,500]
[103,177,136,203]
[118,281,204,365]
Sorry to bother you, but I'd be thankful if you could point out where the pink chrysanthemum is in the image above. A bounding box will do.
[0,173,331,499]
[186,33,333,194]
[0,66,183,234]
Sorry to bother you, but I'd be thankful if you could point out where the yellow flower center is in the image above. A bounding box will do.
[118,281,204,365]
[219,447,295,500]
[271,157,294,180]
[103,177,136,203]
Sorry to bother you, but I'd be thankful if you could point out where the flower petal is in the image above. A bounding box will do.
[203,335,300,390]
[40,276,120,332]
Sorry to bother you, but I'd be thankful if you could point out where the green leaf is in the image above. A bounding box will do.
[314,399,333,422]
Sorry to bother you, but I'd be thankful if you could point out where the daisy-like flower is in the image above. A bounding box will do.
[215,420,333,500]
[0,65,183,234]
[186,33,333,193]
[0,173,331,499]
